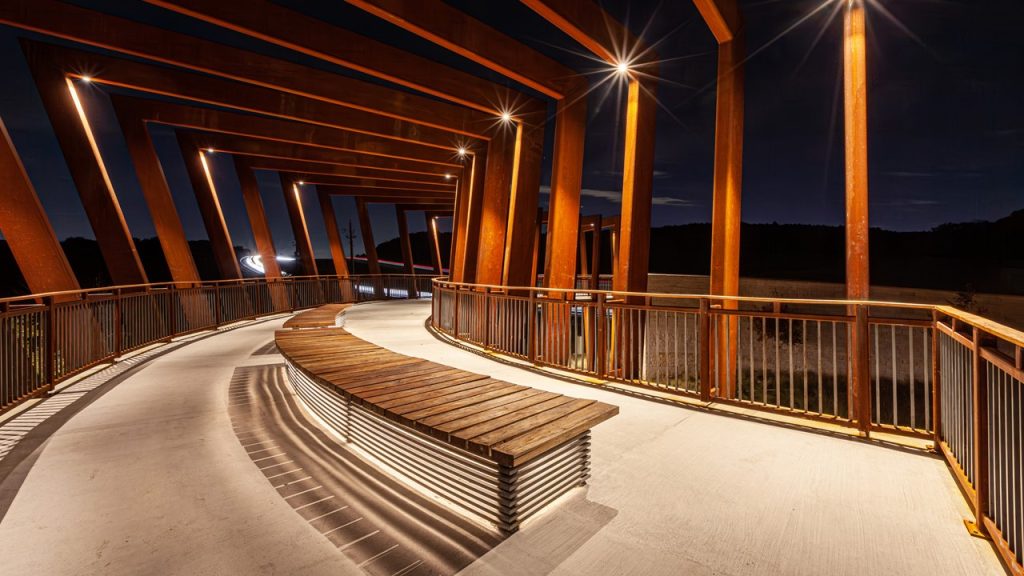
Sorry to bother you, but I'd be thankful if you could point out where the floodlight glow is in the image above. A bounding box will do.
[457,147,468,157]
[615,61,630,75]
[444,173,453,180]
[80,75,93,83]
[206,148,215,154]
[500,111,513,123]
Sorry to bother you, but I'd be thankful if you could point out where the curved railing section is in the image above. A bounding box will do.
[431,278,1024,572]
[0,274,434,414]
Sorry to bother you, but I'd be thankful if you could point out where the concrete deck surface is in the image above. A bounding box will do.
[0,300,1007,576]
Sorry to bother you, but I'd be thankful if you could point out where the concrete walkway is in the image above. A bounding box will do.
[0,318,363,576]
[344,300,1005,576]
[0,300,1007,576]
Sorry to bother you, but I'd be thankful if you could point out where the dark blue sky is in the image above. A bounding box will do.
[0,1,1021,259]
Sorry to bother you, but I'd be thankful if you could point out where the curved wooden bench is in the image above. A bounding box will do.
[282,303,351,329]
[275,322,618,533]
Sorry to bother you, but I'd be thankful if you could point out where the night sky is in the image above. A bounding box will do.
[0,0,1021,260]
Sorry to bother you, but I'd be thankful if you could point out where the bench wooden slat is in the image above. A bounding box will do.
[282,304,351,329]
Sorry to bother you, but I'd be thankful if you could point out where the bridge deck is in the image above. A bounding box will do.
[275,325,617,467]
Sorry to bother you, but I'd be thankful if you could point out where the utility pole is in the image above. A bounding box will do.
[344,218,357,274]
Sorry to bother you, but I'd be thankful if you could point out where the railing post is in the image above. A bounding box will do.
[595,293,606,379]
[483,287,491,349]
[852,304,872,435]
[166,285,177,339]
[289,279,297,312]
[114,288,123,357]
[214,284,222,327]
[46,295,56,392]
[527,289,537,363]
[699,298,711,402]
[452,286,460,339]
[971,326,990,536]
[931,309,942,449]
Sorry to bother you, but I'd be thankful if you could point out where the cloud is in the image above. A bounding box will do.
[540,185,694,207]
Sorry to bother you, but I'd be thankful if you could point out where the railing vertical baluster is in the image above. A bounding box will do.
[214,284,222,328]
[527,290,537,363]
[46,296,56,392]
[595,293,606,379]
[114,289,123,357]
[483,288,491,350]
[853,304,872,434]
[933,311,943,449]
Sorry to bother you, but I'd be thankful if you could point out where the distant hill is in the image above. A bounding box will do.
[1,212,1020,296]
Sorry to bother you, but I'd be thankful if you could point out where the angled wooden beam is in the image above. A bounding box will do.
[148,0,545,120]
[176,132,242,280]
[232,156,281,279]
[0,117,79,295]
[502,126,544,287]
[285,174,454,193]
[111,95,460,167]
[396,207,416,275]
[355,198,380,275]
[425,212,444,275]
[112,102,200,284]
[692,0,740,44]
[521,0,645,64]
[474,131,515,285]
[1,0,493,139]
[452,153,484,283]
[316,191,349,277]
[313,185,453,201]
[279,176,319,276]
[20,42,147,286]
[350,0,587,291]
[21,41,479,151]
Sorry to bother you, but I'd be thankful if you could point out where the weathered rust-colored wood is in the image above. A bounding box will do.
[283,303,351,329]
[20,41,147,286]
[232,156,281,279]
[247,157,454,186]
[426,212,444,275]
[317,191,350,277]
[313,185,452,201]
[355,199,381,276]
[544,94,587,291]
[475,132,515,285]
[0,117,80,295]
[844,1,869,301]
[692,0,740,44]
[452,154,483,283]
[274,325,618,467]
[502,125,545,288]
[113,103,200,284]
[279,175,318,276]
[299,175,453,194]
[2,1,493,141]
[614,78,657,296]
[176,133,241,280]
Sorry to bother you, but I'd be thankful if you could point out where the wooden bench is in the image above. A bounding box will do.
[275,324,618,533]
[282,303,351,329]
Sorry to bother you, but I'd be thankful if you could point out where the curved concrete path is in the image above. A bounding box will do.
[343,300,1005,576]
[0,300,1007,576]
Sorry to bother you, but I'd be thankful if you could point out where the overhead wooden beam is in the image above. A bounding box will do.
[279,176,318,276]
[521,0,645,65]
[232,156,281,279]
[844,0,869,301]
[316,191,349,277]
[176,132,242,280]
[247,158,453,187]
[692,0,739,44]
[0,117,79,295]
[355,199,380,275]
[313,185,453,201]
[396,207,416,275]
[286,174,454,193]
[148,0,545,120]
[22,41,480,151]
[20,41,147,286]
[1,0,493,139]
[111,95,460,167]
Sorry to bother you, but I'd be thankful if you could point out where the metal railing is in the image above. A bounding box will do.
[0,274,434,415]
[431,278,1024,573]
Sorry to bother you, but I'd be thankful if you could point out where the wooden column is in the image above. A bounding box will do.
[232,157,281,278]
[543,93,587,291]
[709,35,745,399]
[0,117,79,294]
[452,153,484,283]
[502,124,545,288]
[613,78,657,297]
[396,206,416,275]
[355,198,381,275]
[844,0,869,301]
[114,109,200,284]
[279,175,318,276]
[425,212,443,275]
[475,135,515,286]
[176,134,241,279]
[22,42,147,286]
[317,191,349,276]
